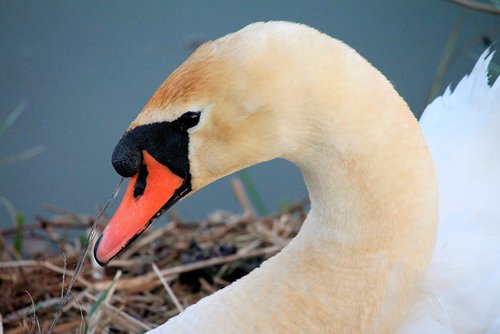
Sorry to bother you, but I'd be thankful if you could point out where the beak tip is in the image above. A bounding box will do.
[94,234,109,267]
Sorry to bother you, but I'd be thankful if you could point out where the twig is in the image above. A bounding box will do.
[63,289,88,313]
[87,270,123,332]
[231,177,255,215]
[4,298,62,322]
[92,245,282,292]
[60,254,66,302]
[51,318,84,334]
[47,178,124,333]
[119,222,175,260]
[0,219,92,237]
[199,277,217,294]
[0,260,92,287]
[105,270,122,305]
[0,231,17,262]
[159,245,281,277]
[84,292,153,331]
[66,290,86,334]
[152,263,184,313]
[25,291,41,334]
[447,0,500,16]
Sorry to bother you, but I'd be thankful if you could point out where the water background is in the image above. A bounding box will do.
[1,1,498,226]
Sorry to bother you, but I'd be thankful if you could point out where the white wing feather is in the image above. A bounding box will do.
[398,50,500,333]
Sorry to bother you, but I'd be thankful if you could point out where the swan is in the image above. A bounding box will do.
[94,22,500,333]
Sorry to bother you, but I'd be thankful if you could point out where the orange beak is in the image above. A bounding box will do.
[94,151,184,265]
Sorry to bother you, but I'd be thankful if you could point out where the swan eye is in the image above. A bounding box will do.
[177,111,201,131]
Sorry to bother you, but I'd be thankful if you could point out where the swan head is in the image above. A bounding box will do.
[94,22,299,265]
[94,21,435,270]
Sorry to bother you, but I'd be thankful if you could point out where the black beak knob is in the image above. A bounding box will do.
[112,136,142,178]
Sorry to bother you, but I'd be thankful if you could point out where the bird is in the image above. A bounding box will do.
[94,22,500,333]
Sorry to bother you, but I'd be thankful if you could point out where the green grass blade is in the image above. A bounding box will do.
[85,288,110,333]
[238,170,268,216]
[14,213,25,255]
[279,199,291,213]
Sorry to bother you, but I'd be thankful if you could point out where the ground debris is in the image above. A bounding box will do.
[0,199,307,333]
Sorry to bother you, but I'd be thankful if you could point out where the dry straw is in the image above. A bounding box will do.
[0,177,307,333]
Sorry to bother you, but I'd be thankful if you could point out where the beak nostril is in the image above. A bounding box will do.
[133,164,148,198]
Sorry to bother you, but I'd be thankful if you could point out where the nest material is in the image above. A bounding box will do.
[0,189,307,333]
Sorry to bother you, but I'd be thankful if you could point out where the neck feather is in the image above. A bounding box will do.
[278,46,438,331]
[154,31,438,334]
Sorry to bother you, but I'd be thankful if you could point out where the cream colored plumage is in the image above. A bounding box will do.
[124,22,499,333]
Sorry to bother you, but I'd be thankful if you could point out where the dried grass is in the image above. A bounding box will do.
[0,179,307,333]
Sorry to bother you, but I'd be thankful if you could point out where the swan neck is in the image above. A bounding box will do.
[277,53,439,331]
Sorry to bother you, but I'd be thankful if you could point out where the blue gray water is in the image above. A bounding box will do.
[1,1,498,226]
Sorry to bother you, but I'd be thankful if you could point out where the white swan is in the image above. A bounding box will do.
[94,22,500,333]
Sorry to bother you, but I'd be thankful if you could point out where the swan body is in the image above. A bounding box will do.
[94,22,500,333]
